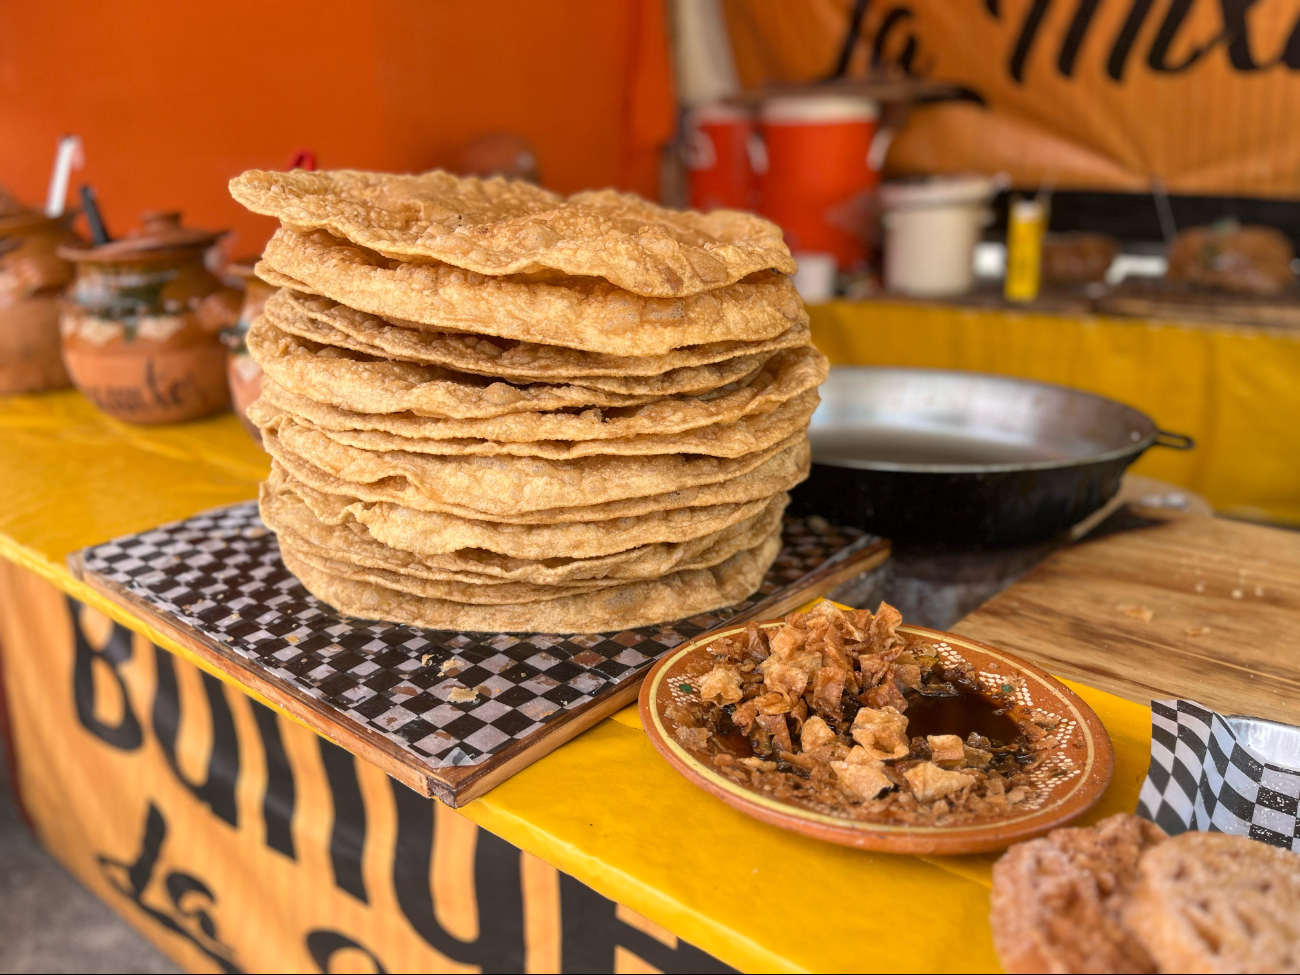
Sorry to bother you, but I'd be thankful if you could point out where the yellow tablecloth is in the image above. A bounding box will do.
[810,299,1300,526]
[0,390,1154,973]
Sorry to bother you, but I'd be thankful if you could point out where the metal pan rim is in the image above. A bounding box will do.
[809,440,1151,475]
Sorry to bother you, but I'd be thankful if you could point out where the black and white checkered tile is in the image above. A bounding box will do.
[80,501,869,771]
[1138,699,1300,851]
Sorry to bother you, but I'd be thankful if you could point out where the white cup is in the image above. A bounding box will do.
[791,251,838,302]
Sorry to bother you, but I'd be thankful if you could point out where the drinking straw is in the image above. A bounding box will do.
[79,185,110,245]
[44,134,84,218]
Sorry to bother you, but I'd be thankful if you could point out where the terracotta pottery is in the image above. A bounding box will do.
[640,621,1114,855]
[222,256,272,444]
[0,189,79,395]
[59,212,239,424]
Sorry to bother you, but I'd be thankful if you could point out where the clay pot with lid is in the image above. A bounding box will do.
[222,256,271,444]
[0,188,79,395]
[59,211,239,424]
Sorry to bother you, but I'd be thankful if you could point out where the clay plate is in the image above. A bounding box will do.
[639,621,1114,854]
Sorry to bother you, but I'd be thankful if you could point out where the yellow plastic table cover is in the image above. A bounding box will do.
[0,389,1155,973]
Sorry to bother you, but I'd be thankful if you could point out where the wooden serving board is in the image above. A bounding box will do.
[71,503,889,806]
[1097,284,1300,330]
[955,512,1300,725]
[865,283,1300,331]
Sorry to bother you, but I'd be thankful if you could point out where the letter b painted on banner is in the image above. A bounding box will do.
[70,597,143,751]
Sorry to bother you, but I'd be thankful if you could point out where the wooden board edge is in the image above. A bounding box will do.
[79,570,443,801]
[439,682,643,806]
[1096,295,1300,331]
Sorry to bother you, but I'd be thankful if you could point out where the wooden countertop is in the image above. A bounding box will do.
[955,510,1300,724]
[847,282,1300,330]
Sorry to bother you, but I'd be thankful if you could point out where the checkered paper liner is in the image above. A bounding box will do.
[1138,699,1300,852]
[80,502,871,771]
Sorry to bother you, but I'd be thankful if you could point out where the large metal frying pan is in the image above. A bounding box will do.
[790,367,1194,548]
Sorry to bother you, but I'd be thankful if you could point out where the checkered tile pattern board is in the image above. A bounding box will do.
[1138,699,1300,852]
[81,502,871,771]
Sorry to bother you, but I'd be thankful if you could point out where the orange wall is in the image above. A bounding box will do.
[0,0,675,257]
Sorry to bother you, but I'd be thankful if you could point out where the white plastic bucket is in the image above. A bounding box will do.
[791,251,838,302]
[880,177,996,297]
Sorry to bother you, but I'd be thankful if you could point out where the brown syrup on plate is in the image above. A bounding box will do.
[902,674,1020,744]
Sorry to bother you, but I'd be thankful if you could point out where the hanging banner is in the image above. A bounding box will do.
[0,559,732,974]
[723,0,1300,197]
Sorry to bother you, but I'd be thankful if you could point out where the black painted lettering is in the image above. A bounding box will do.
[1009,0,1054,82]
[1148,0,1218,72]
[557,872,737,973]
[69,597,143,751]
[391,781,526,972]
[1221,0,1265,70]
[306,930,387,974]
[1146,0,1263,72]
[1058,0,1102,76]
[97,802,241,974]
[871,7,922,75]
[250,701,296,860]
[152,646,240,827]
[1109,0,1156,80]
[830,0,871,78]
[1280,13,1300,67]
[319,738,368,903]
[165,872,219,940]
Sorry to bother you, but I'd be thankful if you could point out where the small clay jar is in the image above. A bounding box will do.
[59,212,239,424]
[0,192,80,395]
[222,256,272,444]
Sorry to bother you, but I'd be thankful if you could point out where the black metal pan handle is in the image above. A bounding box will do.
[1154,430,1195,450]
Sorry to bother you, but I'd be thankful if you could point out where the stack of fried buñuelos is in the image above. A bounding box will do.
[229,169,826,632]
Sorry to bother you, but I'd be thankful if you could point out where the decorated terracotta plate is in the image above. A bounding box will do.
[639,620,1114,854]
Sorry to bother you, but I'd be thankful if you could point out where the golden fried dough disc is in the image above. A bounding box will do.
[274,463,788,559]
[247,318,669,418]
[230,169,796,296]
[250,369,821,457]
[261,474,785,584]
[265,433,810,524]
[264,287,807,395]
[267,278,806,377]
[276,539,617,605]
[1124,831,1300,974]
[250,321,825,427]
[262,416,806,518]
[255,255,805,358]
[253,385,817,460]
[254,228,805,356]
[281,529,782,632]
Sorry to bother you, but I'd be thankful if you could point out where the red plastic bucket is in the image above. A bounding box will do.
[683,103,757,212]
[758,95,880,270]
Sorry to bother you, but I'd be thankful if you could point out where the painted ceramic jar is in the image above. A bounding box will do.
[0,193,79,395]
[59,212,239,424]
[222,256,271,444]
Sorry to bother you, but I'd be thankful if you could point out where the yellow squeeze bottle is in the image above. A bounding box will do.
[1004,197,1046,302]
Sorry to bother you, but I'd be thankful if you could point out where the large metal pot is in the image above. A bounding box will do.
[790,367,1194,548]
